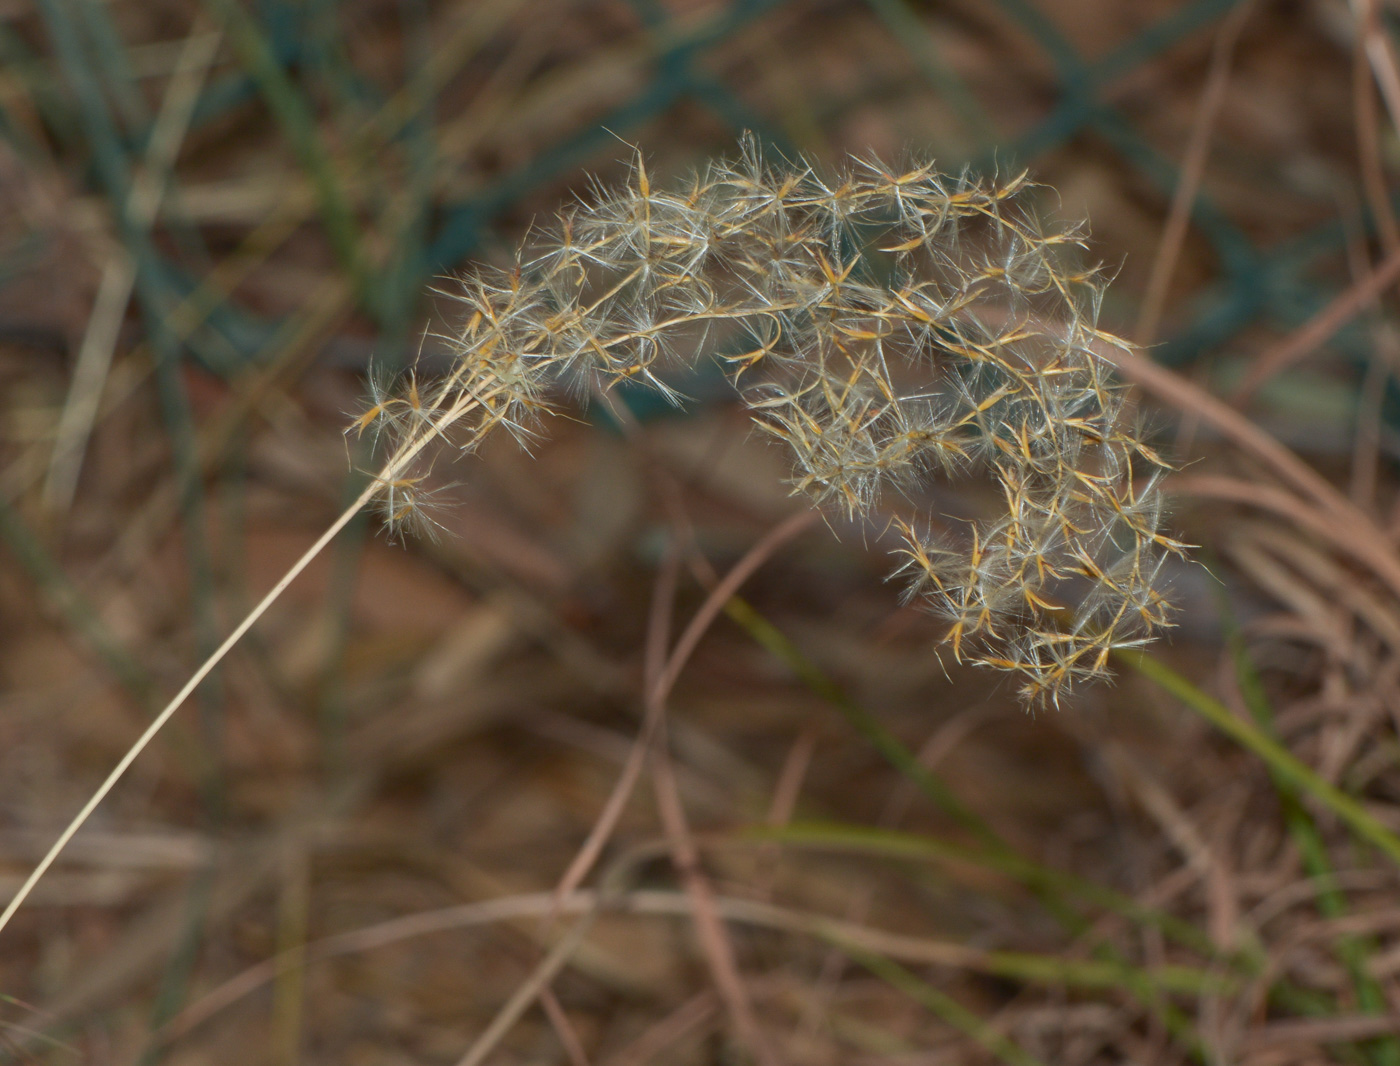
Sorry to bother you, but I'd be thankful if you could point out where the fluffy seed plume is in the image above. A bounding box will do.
[356,136,1185,706]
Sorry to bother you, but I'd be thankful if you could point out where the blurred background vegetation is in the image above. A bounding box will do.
[5,0,1400,1063]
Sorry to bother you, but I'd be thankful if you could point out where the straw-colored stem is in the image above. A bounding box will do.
[0,390,488,938]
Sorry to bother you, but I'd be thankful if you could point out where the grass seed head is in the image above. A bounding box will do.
[353,134,1180,706]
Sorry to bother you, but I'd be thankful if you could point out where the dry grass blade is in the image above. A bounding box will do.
[607,992,719,1066]
[147,884,1237,1055]
[1230,243,1400,405]
[1352,0,1400,137]
[446,510,813,1065]
[549,509,818,912]
[451,909,602,1066]
[1095,343,1375,529]
[1136,0,1253,346]
[43,21,221,512]
[1354,19,1400,256]
[1173,473,1400,603]
[1104,744,1238,950]
[651,748,780,1066]
[539,987,592,1066]
[1243,1013,1400,1052]
[1230,521,1400,657]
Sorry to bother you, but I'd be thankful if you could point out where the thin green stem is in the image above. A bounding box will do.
[1223,618,1400,1066]
[1120,649,1400,869]
[851,950,1047,1066]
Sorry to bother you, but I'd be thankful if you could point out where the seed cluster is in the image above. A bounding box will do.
[355,137,1185,705]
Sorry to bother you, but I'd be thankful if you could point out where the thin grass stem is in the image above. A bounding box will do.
[0,388,492,937]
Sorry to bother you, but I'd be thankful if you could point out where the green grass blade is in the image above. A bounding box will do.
[1223,613,1400,1066]
[200,0,368,301]
[1120,649,1400,869]
[722,595,1226,954]
[853,950,1048,1066]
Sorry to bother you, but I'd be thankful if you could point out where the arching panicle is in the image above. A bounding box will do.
[357,138,1183,706]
